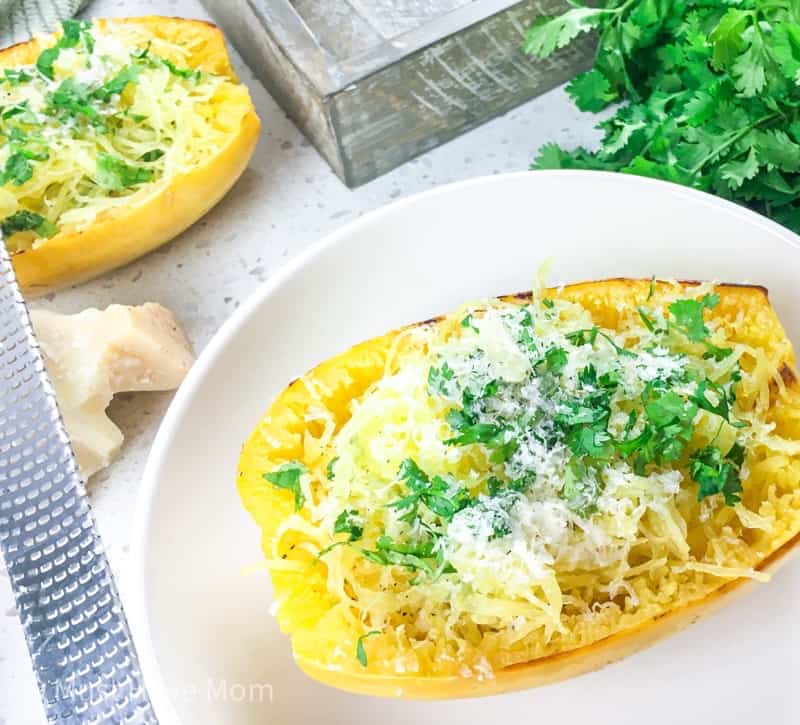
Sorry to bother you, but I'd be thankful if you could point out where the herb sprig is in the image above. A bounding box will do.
[264,461,307,511]
[525,0,800,234]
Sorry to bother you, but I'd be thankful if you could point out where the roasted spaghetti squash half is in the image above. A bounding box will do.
[238,279,800,698]
[0,16,260,294]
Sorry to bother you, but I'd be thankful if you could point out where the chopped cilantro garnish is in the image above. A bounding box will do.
[669,294,718,343]
[61,19,91,47]
[2,69,32,85]
[690,445,743,505]
[140,149,165,162]
[361,534,455,583]
[567,326,635,357]
[263,461,307,511]
[690,379,746,427]
[542,298,555,309]
[162,58,201,82]
[566,327,598,346]
[389,459,470,522]
[326,456,339,480]
[703,342,733,361]
[1,152,33,185]
[0,210,55,238]
[578,363,597,387]
[569,426,613,460]
[36,20,94,80]
[360,542,434,575]
[460,313,479,333]
[36,48,61,81]
[333,509,363,541]
[355,630,380,667]
[48,79,99,122]
[726,442,746,466]
[561,458,603,516]
[542,346,568,374]
[96,153,154,191]
[427,361,454,396]
[93,64,140,102]
[642,388,698,463]
[637,306,658,332]
[445,419,508,448]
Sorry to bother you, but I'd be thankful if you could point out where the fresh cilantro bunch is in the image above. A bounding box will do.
[524,0,800,232]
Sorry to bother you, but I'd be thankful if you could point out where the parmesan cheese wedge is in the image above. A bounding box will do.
[30,303,195,479]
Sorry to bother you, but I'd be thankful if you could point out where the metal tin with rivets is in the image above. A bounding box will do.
[0,243,157,724]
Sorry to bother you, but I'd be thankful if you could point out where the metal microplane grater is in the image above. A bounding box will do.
[0,242,157,724]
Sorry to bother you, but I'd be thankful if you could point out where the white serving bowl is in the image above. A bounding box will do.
[130,171,800,725]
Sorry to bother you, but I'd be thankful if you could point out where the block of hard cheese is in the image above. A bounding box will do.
[30,303,196,479]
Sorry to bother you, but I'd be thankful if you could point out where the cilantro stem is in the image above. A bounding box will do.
[688,113,779,176]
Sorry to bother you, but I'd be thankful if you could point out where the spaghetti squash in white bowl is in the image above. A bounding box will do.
[129,171,800,725]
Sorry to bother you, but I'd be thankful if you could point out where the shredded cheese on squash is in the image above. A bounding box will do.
[238,280,800,680]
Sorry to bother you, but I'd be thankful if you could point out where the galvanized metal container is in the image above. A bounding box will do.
[202,0,594,186]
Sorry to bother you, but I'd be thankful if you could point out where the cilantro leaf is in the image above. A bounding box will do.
[162,58,201,82]
[709,9,749,70]
[93,64,140,102]
[36,47,60,80]
[690,445,743,505]
[445,421,506,447]
[356,631,380,667]
[523,8,607,57]
[360,542,434,575]
[460,313,479,333]
[333,509,363,541]
[772,22,800,82]
[264,461,307,511]
[669,294,718,342]
[36,20,94,80]
[140,149,165,162]
[719,148,759,190]
[390,459,471,523]
[2,69,32,85]
[751,130,800,173]
[427,361,454,396]
[567,68,617,112]
[48,79,98,121]
[561,458,602,516]
[0,210,56,238]
[732,31,768,97]
[543,346,568,374]
[96,153,154,191]
[1,152,33,185]
[60,19,90,48]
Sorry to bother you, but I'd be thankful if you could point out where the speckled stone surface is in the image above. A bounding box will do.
[0,0,601,721]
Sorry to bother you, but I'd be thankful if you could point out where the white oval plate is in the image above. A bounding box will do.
[130,171,800,725]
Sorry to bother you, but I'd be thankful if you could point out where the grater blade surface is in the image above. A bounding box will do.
[0,245,157,724]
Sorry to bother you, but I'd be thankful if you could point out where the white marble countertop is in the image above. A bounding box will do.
[0,0,601,721]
